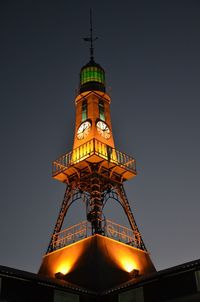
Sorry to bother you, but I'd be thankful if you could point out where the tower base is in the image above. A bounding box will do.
[39,235,156,291]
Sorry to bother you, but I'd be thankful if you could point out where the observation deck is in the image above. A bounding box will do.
[48,219,142,254]
[52,139,136,183]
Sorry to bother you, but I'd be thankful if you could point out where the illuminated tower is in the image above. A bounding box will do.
[39,15,156,291]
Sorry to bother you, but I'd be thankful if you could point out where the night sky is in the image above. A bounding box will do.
[0,1,200,274]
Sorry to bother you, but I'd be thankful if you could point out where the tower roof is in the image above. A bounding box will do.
[79,59,106,93]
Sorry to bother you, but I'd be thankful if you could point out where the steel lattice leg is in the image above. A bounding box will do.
[46,185,75,253]
[114,184,147,251]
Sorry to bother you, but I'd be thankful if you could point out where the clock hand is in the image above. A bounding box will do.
[83,123,88,130]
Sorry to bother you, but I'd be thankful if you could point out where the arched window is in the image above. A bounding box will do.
[82,99,87,121]
[99,99,105,121]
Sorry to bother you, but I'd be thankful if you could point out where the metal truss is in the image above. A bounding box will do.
[47,165,146,253]
[46,185,89,253]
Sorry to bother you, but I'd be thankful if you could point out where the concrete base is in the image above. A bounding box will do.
[39,234,156,291]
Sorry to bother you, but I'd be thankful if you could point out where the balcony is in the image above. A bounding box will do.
[52,139,136,183]
[50,219,140,253]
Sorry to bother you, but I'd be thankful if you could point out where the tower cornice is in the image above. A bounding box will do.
[75,90,111,105]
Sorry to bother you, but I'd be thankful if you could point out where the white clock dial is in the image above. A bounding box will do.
[77,121,91,140]
[96,121,111,139]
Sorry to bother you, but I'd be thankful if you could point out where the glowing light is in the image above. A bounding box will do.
[72,140,94,163]
[120,259,136,273]
[80,67,105,85]
[56,262,72,275]
[46,241,85,278]
[105,239,139,273]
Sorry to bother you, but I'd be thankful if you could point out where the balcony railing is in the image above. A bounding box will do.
[52,139,136,177]
[50,219,139,252]
[105,219,141,246]
[52,221,87,251]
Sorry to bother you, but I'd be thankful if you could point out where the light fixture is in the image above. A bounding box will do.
[129,269,139,278]
[55,272,65,279]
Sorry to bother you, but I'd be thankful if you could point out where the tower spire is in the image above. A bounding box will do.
[83,9,98,61]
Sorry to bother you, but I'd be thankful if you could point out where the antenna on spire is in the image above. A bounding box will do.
[83,9,98,61]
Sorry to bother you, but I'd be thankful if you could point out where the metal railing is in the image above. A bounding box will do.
[50,219,138,252]
[52,221,87,251]
[52,139,136,177]
[105,219,141,247]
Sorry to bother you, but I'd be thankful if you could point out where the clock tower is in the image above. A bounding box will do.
[39,14,156,290]
[73,60,115,150]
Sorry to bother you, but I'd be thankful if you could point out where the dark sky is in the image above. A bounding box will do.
[0,0,200,274]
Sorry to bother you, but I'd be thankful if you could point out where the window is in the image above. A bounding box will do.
[195,271,200,292]
[99,99,105,121]
[82,99,87,122]
[54,290,79,302]
[118,287,144,302]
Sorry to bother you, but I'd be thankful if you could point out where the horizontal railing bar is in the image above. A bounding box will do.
[106,219,135,233]
[52,221,87,238]
[52,138,136,177]
[54,229,87,243]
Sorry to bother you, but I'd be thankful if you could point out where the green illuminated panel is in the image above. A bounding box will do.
[81,67,105,85]
[99,99,105,121]
[82,100,87,121]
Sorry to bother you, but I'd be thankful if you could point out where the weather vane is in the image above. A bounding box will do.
[83,9,98,61]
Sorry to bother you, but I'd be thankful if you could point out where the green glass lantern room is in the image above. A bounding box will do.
[79,60,106,93]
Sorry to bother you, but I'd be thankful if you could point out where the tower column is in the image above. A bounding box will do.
[87,170,104,235]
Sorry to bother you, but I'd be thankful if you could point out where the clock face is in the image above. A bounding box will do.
[77,121,91,140]
[96,121,111,139]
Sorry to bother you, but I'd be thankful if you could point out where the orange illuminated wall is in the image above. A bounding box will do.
[73,91,115,150]
[39,235,156,291]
